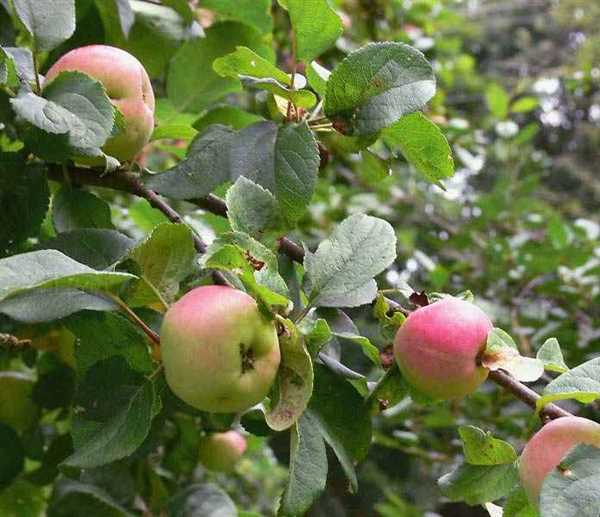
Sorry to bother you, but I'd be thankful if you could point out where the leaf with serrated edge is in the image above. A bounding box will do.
[266,318,313,431]
[304,214,397,308]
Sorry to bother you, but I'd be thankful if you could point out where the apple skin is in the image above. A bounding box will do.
[45,45,155,161]
[160,286,280,413]
[393,297,492,400]
[198,431,247,473]
[519,416,600,506]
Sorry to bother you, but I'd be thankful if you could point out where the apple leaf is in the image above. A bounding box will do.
[503,488,538,517]
[0,250,136,303]
[279,412,328,517]
[482,328,544,383]
[537,356,600,409]
[48,479,130,517]
[167,21,274,113]
[62,378,161,469]
[13,0,75,52]
[124,223,196,306]
[226,177,288,244]
[266,318,313,431]
[304,214,397,308]
[458,426,517,466]
[540,444,600,517]
[168,483,237,517]
[325,42,435,135]
[52,187,114,233]
[65,311,154,376]
[214,46,316,108]
[382,112,455,185]
[536,337,569,373]
[287,0,343,63]
[40,229,135,270]
[201,0,273,34]
[0,157,49,251]
[438,462,519,505]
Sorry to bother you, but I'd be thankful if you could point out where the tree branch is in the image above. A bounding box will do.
[46,164,574,422]
[488,369,571,421]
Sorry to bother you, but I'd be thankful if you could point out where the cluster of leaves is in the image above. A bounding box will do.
[0,1,598,516]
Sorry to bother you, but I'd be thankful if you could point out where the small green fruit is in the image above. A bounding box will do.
[198,431,247,473]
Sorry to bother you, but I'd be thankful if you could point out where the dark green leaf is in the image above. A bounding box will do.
[279,412,328,517]
[168,483,237,517]
[201,0,273,34]
[52,187,114,233]
[48,478,131,517]
[0,423,24,488]
[325,42,435,135]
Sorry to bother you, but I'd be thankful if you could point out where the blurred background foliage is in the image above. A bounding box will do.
[0,0,598,515]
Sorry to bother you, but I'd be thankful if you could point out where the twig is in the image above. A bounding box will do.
[488,369,571,422]
[111,296,160,346]
[32,51,42,94]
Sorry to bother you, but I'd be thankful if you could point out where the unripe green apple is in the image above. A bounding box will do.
[0,372,38,433]
[198,431,247,473]
[45,45,155,161]
[160,286,280,413]
[393,297,492,399]
[519,416,600,506]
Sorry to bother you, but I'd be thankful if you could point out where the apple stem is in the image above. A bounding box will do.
[32,50,42,94]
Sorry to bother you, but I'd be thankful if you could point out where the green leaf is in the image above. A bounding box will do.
[510,96,538,114]
[0,156,49,251]
[485,83,510,119]
[1,47,36,84]
[167,21,274,113]
[201,231,290,310]
[48,478,132,517]
[150,124,197,142]
[168,483,237,517]
[214,46,316,107]
[503,488,538,517]
[366,363,407,412]
[201,0,273,34]
[266,318,313,431]
[0,423,24,488]
[382,112,454,185]
[65,311,154,376]
[125,223,196,305]
[458,426,517,466]
[274,121,320,223]
[304,213,397,308]
[52,187,114,233]
[0,479,45,517]
[306,61,330,98]
[0,250,136,302]
[539,445,600,517]
[438,462,519,505]
[13,0,75,51]
[537,357,600,409]
[321,308,380,364]
[226,176,287,243]
[11,72,116,160]
[63,379,161,469]
[307,364,372,491]
[279,412,328,517]
[325,42,436,135]
[0,372,38,433]
[40,229,135,270]
[193,105,264,134]
[287,0,343,63]
[536,337,569,373]
[482,328,544,383]
[146,121,319,226]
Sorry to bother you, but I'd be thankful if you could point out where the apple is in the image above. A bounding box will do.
[0,372,38,433]
[198,431,247,472]
[519,416,600,505]
[45,45,155,161]
[160,286,280,413]
[394,297,492,399]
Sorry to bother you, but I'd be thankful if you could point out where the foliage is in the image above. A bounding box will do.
[0,0,598,516]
